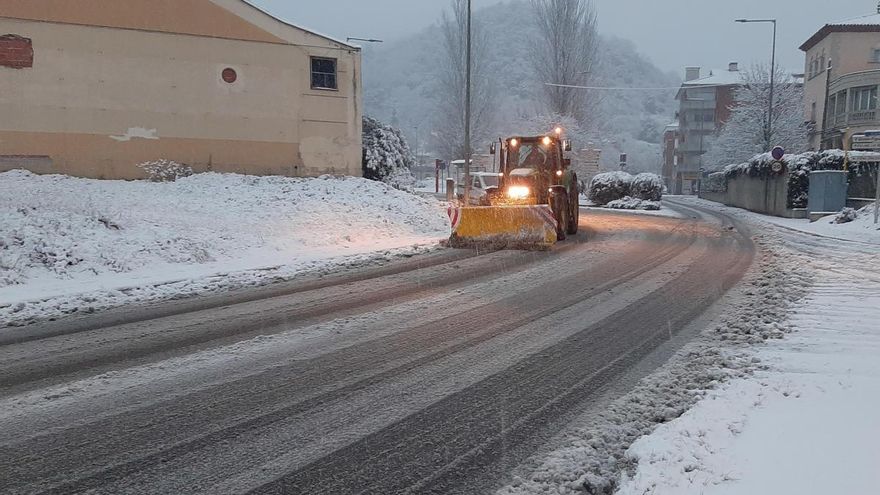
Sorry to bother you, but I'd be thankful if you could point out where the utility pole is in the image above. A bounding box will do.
[463,0,473,206]
[735,19,777,147]
[874,163,879,224]
[769,20,777,145]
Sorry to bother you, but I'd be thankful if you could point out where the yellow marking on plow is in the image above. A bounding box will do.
[447,205,558,249]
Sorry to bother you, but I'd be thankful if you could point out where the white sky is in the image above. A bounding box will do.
[253,0,871,76]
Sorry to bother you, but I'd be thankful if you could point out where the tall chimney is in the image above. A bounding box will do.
[685,66,701,81]
[729,62,739,72]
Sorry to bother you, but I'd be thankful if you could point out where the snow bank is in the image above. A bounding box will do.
[606,196,661,211]
[617,235,880,495]
[0,171,449,326]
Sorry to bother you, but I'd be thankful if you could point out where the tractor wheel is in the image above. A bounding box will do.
[567,173,580,235]
[551,193,569,241]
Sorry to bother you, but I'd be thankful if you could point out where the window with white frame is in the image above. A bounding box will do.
[850,86,878,112]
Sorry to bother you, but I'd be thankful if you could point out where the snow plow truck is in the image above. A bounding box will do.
[447,133,579,249]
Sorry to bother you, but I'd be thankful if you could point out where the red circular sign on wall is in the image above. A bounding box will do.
[222,68,237,84]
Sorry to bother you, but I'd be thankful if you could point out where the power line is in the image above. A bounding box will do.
[545,82,681,91]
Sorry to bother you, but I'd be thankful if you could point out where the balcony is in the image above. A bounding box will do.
[830,110,879,127]
[851,110,877,122]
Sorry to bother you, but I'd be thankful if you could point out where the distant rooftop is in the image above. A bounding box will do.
[829,12,880,26]
[801,11,880,52]
[681,69,746,87]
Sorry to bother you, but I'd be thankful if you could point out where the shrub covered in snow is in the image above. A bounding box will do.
[629,173,663,201]
[588,171,633,205]
[138,159,194,182]
[607,196,661,211]
[362,116,417,192]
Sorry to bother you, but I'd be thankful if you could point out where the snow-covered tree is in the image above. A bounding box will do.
[530,0,599,124]
[432,0,497,160]
[704,65,808,169]
[362,116,416,191]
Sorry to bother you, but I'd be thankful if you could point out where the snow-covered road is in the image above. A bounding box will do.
[0,206,754,494]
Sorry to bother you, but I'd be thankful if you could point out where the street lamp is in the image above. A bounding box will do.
[736,18,778,146]
[463,0,473,206]
[346,37,384,44]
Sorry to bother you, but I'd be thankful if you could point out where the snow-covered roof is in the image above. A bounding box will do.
[801,12,880,52]
[681,69,746,87]
[239,0,358,49]
[829,12,880,26]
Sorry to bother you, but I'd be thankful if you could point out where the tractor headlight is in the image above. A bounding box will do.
[507,186,530,200]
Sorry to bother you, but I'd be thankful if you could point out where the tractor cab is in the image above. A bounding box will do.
[490,135,573,206]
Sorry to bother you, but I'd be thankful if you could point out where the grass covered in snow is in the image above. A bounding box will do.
[0,171,449,325]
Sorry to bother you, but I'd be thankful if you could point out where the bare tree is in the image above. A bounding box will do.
[432,0,496,160]
[530,0,599,123]
[704,64,808,168]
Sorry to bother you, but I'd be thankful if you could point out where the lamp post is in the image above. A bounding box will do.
[346,37,384,44]
[463,0,473,206]
[736,18,777,147]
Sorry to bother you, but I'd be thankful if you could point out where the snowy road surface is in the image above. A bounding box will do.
[0,207,755,494]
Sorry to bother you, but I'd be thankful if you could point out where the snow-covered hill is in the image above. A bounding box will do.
[0,171,449,326]
[362,1,679,173]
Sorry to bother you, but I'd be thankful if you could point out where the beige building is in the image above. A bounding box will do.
[0,0,363,179]
[801,11,880,150]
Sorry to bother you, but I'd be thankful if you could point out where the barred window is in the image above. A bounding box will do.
[311,57,337,90]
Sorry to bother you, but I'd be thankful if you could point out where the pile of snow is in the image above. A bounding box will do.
[833,207,859,224]
[0,171,449,325]
[606,196,661,211]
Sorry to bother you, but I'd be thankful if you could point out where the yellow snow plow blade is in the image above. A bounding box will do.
[446,205,558,250]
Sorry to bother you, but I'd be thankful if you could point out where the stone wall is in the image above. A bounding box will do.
[700,172,806,218]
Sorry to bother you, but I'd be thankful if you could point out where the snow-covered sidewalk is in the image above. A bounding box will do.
[0,171,450,327]
[616,198,880,494]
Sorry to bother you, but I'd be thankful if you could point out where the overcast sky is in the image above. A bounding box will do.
[254,0,871,76]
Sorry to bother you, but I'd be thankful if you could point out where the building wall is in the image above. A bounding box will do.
[674,81,741,194]
[804,31,880,149]
[0,7,363,179]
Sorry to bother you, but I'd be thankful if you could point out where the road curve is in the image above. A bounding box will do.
[0,205,754,494]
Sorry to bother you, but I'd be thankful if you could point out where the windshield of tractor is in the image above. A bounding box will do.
[509,143,554,170]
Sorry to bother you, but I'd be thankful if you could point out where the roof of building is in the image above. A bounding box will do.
[681,69,746,87]
[240,0,357,49]
[800,11,880,52]
[0,0,358,50]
